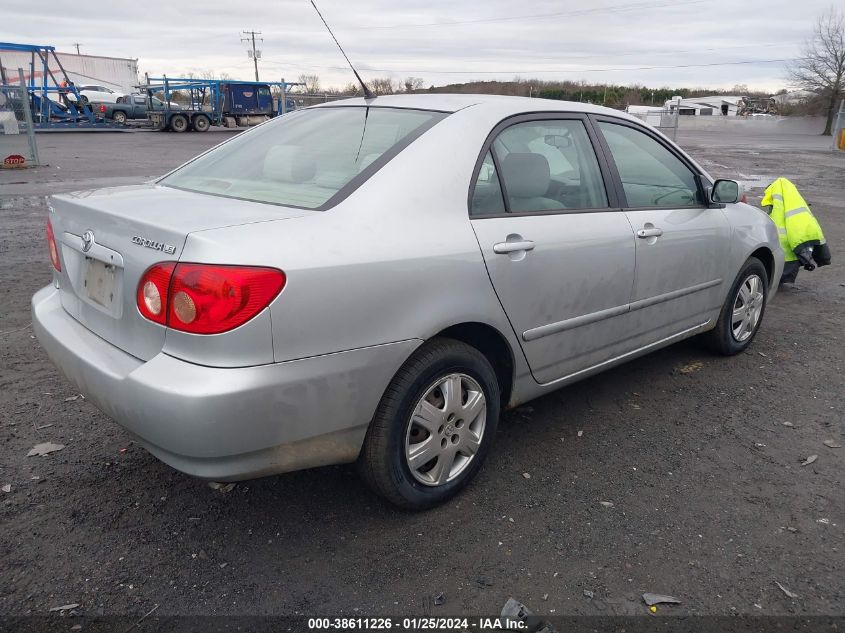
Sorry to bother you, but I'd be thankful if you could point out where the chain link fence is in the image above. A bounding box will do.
[288,93,358,109]
[0,71,38,168]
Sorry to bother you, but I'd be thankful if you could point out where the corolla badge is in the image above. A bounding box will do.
[131,235,176,255]
[82,230,95,253]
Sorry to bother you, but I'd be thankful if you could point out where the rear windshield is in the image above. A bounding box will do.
[160,106,446,209]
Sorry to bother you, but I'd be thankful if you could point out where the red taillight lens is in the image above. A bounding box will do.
[137,262,175,325]
[740,194,748,204]
[99,104,106,113]
[46,219,61,271]
[136,263,285,334]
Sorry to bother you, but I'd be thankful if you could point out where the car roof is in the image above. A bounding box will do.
[311,93,637,119]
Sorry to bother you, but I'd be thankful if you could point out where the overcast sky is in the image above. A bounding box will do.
[1,0,833,92]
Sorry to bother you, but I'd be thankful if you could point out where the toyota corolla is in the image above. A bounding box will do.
[32,94,782,509]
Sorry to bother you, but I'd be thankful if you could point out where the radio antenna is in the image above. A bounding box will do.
[309,0,375,100]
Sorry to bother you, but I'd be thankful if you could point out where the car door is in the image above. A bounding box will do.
[134,95,149,117]
[593,117,731,341]
[470,115,637,385]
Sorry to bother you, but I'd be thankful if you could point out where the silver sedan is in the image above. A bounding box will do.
[32,94,782,509]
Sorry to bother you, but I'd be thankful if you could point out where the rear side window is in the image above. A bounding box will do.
[472,119,608,215]
[471,151,506,215]
[160,107,446,209]
[598,121,701,207]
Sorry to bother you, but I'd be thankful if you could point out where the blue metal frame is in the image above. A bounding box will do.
[143,76,303,129]
[0,41,122,129]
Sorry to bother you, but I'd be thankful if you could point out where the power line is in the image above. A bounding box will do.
[258,57,800,76]
[334,0,705,31]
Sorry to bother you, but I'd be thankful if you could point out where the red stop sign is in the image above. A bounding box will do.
[3,154,26,166]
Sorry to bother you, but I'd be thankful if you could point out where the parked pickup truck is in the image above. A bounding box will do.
[99,95,180,124]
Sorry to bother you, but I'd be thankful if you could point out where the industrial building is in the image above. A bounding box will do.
[0,47,138,93]
[664,95,747,116]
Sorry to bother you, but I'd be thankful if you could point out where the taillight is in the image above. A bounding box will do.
[99,104,106,113]
[46,219,61,271]
[136,263,285,334]
[740,194,748,204]
[137,262,175,325]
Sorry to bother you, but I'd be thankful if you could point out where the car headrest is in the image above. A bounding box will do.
[263,145,316,183]
[501,153,550,198]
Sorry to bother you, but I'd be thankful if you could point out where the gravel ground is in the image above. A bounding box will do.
[1,126,843,622]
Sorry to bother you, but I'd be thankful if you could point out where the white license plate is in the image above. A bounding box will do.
[84,258,116,309]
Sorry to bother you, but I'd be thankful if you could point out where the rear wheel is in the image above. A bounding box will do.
[703,257,768,355]
[192,114,210,132]
[112,110,127,124]
[169,114,188,133]
[359,338,500,510]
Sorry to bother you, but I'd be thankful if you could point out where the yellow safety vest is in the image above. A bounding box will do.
[761,178,826,262]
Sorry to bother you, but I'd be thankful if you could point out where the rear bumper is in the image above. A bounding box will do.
[32,286,419,480]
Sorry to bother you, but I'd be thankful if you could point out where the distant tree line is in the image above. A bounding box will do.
[426,79,772,108]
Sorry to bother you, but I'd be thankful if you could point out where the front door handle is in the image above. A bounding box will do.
[494,239,535,254]
[636,227,664,238]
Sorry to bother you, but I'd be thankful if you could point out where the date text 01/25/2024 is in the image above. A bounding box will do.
[307,617,527,630]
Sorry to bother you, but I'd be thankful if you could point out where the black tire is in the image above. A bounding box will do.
[359,338,501,510]
[703,257,769,355]
[169,114,188,133]
[192,114,210,132]
[112,111,127,124]
[80,95,89,105]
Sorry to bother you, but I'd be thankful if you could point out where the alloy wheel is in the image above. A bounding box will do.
[404,373,487,487]
[731,273,764,342]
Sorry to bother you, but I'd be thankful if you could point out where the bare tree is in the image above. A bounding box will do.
[341,82,362,96]
[788,7,845,135]
[369,77,397,95]
[297,74,322,94]
[403,77,424,93]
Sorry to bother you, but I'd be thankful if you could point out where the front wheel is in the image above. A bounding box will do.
[703,257,769,355]
[359,338,500,510]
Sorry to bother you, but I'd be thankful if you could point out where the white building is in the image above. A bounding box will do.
[664,95,746,116]
[0,48,138,94]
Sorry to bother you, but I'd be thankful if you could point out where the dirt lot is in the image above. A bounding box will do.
[1,125,843,623]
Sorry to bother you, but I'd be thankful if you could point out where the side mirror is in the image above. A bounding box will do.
[711,179,740,204]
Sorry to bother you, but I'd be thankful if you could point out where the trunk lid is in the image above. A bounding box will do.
[50,183,312,360]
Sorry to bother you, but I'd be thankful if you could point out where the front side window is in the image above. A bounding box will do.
[161,107,446,209]
[483,119,608,213]
[598,121,701,207]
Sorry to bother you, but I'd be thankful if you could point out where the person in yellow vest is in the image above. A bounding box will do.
[761,177,831,284]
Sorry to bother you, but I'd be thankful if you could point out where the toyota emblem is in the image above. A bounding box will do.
[82,230,95,253]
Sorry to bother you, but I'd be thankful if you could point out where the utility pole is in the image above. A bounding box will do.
[241,30,263,81]
[72,43,82,55]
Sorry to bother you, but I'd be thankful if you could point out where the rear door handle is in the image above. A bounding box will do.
[494,240,535,254]
[636,228,664,238]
